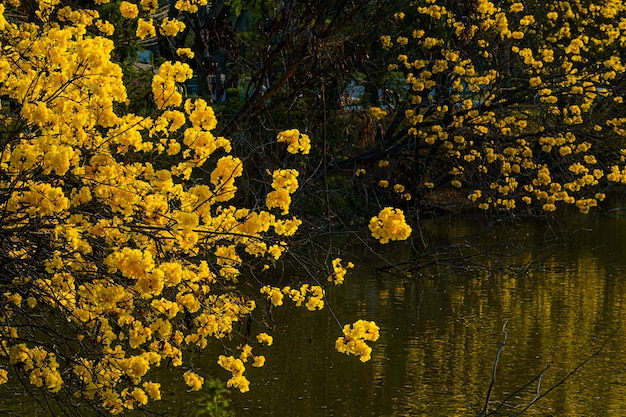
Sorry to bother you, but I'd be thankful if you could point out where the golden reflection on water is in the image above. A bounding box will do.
[231,213,626,416]
[4,215,626,416]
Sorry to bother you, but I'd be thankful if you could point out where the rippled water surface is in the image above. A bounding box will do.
[229,212,626,416]
[4,211,626,416]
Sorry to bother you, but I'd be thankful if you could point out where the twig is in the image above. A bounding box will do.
[478,321,508,417]
[479,325,620,417]
[489,365,549,414]
[510,326,621,417]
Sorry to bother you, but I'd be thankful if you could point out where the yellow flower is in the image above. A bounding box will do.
[217,355,250,392]
[239,344,253,362]
[120,1,139,19]
[380,35,392,50]
[186,98,217,130]
[210,155,243,201]
[160,18,186,37]
[183,370,204,391]
[268,243,286,260]
[271,169,299,193]
[176,48,195,59]
[95,20,115,36]
[136,18,156,39]
[175,0,200,12]
[369,207,412,244]
[305,289,324,311]
[335,320,380,362]
[273,217,302,236]
[261,286,284,306]
[218,355,245,377]
[328,258,354,285]
[256,333,273,346]
[277,129,311,154]
[227,375,250,392]
[120,356,150,379]
[266,189,291,214]
[140,0,158,11]
[0,4,6,31]
[131,387,148,405]
[468,190,482,202]
[369,106,388,120]
[0,369,7,385]
[152,61,193,108]
[143,382,161,400]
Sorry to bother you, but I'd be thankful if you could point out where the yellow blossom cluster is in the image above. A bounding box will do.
[0,1,348,413]
[261,284,325,311]
[183,370,204,391]
[0,369,7,384]
[177,47,195,59]
[8,345,63,392]
[277,129,311,154]
[119,1,139,19]
[266,169,299,214]
[136,18,156,39]
[335,320,380,362]
[369,106,389,120]
[239,343,265,367]
[217,355,250,393]
[374,0,626,214]
[256,332,274,346]
[175,0,208,13]
[160,17,186,37]
[0,2,391,414]
[369,207,412,244]
[328,258,354,285]
[152,61,193,109]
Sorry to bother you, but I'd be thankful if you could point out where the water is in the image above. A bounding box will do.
[228,211,626,416]
[4,211,626,416]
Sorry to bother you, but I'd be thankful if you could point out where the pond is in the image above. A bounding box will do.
[225,209,626,416]
[4,209,626,416]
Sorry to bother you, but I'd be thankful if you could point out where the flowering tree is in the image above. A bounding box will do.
[348,0,626,214]
[0,1,408,414]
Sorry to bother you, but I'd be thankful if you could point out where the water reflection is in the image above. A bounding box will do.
[231,212,626,416]
[3,213,626,416]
